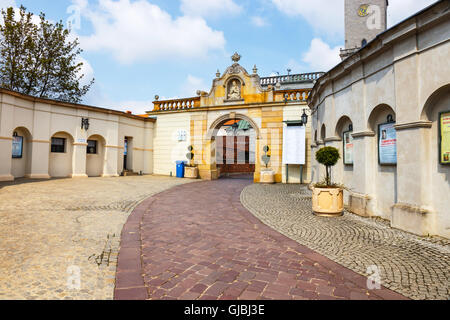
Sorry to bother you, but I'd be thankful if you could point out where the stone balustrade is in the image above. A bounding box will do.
[152,97,201,112]
[274,89,310,102]
[260,72,325,86]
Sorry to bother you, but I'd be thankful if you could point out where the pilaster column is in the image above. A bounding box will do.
[103,145,120,177]
[392,121,435,236]
[349,131,376,216]
[27,140,50,179]
[0,137,14,181]
[71,142,88,178]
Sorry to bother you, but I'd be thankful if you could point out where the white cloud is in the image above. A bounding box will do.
[76,57,94,86]
[180,0,242,19]
[181,75,207,97]
[387,0,437,27]
[75,0,226,64]
[302,38,341,72]
[272,0,438,37]
[0,0,16,9]
[251,16,268,27]
[271,0,343,37]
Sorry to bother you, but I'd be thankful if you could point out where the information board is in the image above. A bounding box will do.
[440,111,450,164]
[12,136,23,158]
[379,122,397,165]
[282,126,306,165]
[343,131,354,165]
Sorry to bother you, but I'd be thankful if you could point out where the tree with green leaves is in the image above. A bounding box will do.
[316,146,340,186]
[0,6,94,103]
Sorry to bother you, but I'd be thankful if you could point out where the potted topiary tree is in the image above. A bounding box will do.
[312,146,344,216]
[184,145,198,179]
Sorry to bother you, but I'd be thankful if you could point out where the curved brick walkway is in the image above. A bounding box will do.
[114,177,406,300]
[241,184,450,300]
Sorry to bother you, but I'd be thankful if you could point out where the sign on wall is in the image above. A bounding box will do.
[12,136,23,158]
[343,131,354,165]
[440,111,450,165]
[282,126,306,165]
[378,122,397,165]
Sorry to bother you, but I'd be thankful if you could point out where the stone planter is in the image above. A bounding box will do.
[184,166,198,179]
[260,169,275,184]
[312,187,344,217]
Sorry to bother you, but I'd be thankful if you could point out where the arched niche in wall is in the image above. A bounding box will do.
[86,134,107,177]
[11,126,33,178]
[49,131,74,178]
[225,77,244,101]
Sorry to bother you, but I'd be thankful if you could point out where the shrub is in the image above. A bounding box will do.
[315,147,340,186]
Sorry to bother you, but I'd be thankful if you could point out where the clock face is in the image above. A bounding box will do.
[358,4,370,17]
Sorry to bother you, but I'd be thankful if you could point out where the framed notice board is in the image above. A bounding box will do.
[439,111,450,165]
[378,122,397,165]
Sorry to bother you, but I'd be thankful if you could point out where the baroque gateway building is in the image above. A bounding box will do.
[309,0,450,238]
[0,1,448,238]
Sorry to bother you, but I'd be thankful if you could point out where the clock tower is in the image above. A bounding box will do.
[341,0,388,60]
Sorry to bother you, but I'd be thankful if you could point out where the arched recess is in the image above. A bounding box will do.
[207,113,261,140]
[367,103,397,219]
[49,131,74,178]
[420,84,450,236]
[86,134,106,177]
[225,77,244,101]
[11,127,33,178]
[320,124,326,141]
[206,113,260,179]
[335,116,353,139]
[367,104,396,132]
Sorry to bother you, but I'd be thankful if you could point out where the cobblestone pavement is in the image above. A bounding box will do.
[240,184,450,300]
[0,176,192,300]
[115,176,406,300]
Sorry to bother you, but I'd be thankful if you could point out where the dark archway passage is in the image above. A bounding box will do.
[114,178,407,300]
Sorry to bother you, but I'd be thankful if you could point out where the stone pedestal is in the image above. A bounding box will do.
[185,166,198,179]
[260,170,275,184]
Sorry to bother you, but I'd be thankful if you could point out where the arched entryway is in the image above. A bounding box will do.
[49,131,74,178]
[207,114,260,179]
[11,127,32,178]
[86,134,106,177]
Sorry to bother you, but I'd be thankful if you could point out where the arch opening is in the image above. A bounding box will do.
[11,127,33,178]
[49,131,74,178]
[86,134,106,177]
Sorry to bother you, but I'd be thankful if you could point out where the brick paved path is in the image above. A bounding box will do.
[241,184,450,300]
[115,177,406,300]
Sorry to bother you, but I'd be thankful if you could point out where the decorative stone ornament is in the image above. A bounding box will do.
[253,65,258,74]
[216,70,221,78]
[231,52,241,63]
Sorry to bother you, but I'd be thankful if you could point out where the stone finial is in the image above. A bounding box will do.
[253,65,258,74]
[154,95,159,101]
[216,69,221,78]
[231,52,241,63]
[276,81,281,90]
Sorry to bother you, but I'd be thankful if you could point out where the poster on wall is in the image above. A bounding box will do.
[12,136,23,158]
[343,131,354,165]
[440,111,450,164]
[379,122,397,165]
[282,126,306,165]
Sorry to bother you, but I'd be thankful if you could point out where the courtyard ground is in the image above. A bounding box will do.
[0,176,192,300]
[115,176,407,300]
[241,184,450,300]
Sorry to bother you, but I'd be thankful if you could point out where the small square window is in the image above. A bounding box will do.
[87,140,97,154]
[51,138,66,153]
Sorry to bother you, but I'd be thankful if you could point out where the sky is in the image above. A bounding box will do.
[0,0,438,114]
